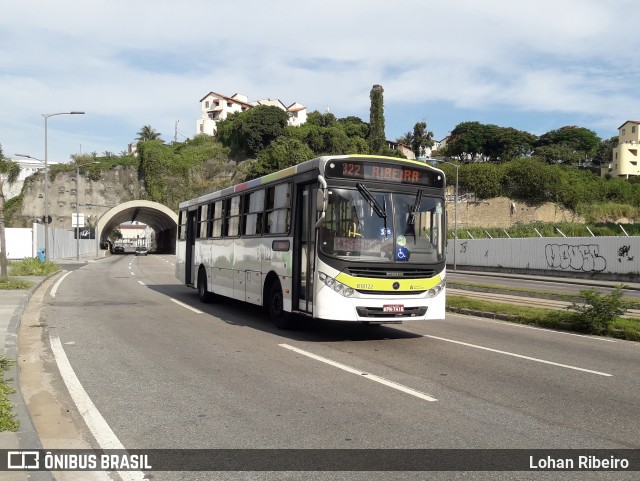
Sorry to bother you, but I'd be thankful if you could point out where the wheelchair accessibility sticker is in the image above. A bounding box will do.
[396,246,409,261]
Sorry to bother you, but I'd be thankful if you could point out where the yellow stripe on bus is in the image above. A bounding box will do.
[335,273,442,292]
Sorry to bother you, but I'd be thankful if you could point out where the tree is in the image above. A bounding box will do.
[248,137,313,179]
[593,136,618,166]
[484,126,536,162]
[0,144,20,279]
[535,126,601,164]
[410,121,434,158]
[216,105,289,158]
[369,85,386,154]
[445,121,488,161]
[136,125,162,142]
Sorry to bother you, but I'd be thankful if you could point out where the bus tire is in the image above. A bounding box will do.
[198,267,214,303]
[267,281,292,329]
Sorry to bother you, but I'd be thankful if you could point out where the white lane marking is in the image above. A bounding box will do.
[423,335,612,377]
[138,281,146,286]
[461,315,616,342]
[130,271,136,276]
[50,334,148,481]
[50,271,72,298]
[279,343,437,402]
[170,298,203,314]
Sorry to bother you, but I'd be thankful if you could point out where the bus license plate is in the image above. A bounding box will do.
[383,304,404,313]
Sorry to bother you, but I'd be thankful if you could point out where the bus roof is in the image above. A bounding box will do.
[178,154,445,209]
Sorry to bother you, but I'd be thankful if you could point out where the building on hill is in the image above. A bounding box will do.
[4,157,46,200]
[197,91,307,136]
[601,120,640,178]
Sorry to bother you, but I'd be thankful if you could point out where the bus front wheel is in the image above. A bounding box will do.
[267,281,292,329]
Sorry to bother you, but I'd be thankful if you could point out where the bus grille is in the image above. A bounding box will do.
[346,267,435,279]
[356,306,428,318]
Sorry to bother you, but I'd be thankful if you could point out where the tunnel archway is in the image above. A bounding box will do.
[97,200,178,254]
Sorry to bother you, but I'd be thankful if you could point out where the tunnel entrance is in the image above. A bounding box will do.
[96,200,178,254]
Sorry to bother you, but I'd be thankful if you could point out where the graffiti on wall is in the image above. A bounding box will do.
[545,244,607,272]
[618,245,634,263]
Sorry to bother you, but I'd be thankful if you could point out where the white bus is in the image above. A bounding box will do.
[176,154,447,328]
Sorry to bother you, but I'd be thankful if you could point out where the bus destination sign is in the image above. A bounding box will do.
[326,160,443,187]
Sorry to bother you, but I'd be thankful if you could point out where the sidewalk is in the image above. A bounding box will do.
[0,277,52,481]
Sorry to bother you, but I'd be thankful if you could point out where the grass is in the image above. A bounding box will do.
[9,258,60,276]
[446,295,640,341]
[450,221,640,239]
[0,356,19,431]
[448,281,640,309]
[0,278,34,290]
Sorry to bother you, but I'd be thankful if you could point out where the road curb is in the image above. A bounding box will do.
[4,273,59,481]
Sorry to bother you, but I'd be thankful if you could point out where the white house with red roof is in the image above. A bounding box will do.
[197,91,307,136]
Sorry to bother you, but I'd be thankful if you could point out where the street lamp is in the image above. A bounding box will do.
[43,111,85,261]
[431,159,459,271]
[75,162,99,260]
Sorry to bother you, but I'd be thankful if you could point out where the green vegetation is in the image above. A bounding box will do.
[0,356,18,431]
[137,135,232,208]
[0,278,33,290]
[453,221,640,240]
[369,84,386,154]
[567,285,634,335]
[4,87,639,231]
[447,295,640,341]
[9,258,60,276]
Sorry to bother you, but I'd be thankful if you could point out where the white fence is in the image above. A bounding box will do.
[2,224,98,260]
[446,236,640,277]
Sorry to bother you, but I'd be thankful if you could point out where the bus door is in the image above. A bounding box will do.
[294,183,317,314]
[185,209,197,286]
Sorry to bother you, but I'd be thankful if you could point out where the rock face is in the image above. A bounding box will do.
[449,197,585,229]
[14,168,586,231]
[14,166,146,228]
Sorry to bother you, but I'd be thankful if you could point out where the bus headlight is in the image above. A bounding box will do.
[426,279,446,298]
[318,272,354,298]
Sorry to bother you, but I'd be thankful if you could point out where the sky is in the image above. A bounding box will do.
[1,0,638,165]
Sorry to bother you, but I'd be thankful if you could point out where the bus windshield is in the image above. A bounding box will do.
[319,187,445,263]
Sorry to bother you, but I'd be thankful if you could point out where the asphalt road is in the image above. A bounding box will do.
[36,255,640,481]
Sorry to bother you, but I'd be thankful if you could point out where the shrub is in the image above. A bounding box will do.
[9,258,60,276]
[568,284,633,335]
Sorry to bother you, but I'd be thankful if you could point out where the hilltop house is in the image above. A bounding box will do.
[197,91,307,136]
[601,120,640,178]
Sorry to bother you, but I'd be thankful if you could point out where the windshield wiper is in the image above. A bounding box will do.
[357,183,389,236]
[357,183,386,220]
[408,189,423,225]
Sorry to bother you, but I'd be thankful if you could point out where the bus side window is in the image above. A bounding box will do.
[265,183,291,234]
[225,196,241,237]
[197,204,208,239]
[212,200,223,238]
[243,189,265,236]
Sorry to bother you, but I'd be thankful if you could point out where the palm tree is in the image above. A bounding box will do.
[136,125,162,142]
[0,144,20,279]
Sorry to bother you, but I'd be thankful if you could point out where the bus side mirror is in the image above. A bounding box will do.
[315,176,327,229]
[316,189,325,213]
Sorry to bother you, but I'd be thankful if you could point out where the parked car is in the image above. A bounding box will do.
[113,245,125,254]
[135,246,148,256]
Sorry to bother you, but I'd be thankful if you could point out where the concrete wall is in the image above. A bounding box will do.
[1,228,35,259]
[446,236,640,278]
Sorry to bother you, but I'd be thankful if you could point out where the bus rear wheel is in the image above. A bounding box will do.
[198,268,214,303]
[267,281,292,329]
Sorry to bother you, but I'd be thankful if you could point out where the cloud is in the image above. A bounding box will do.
[1,0,637,160]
